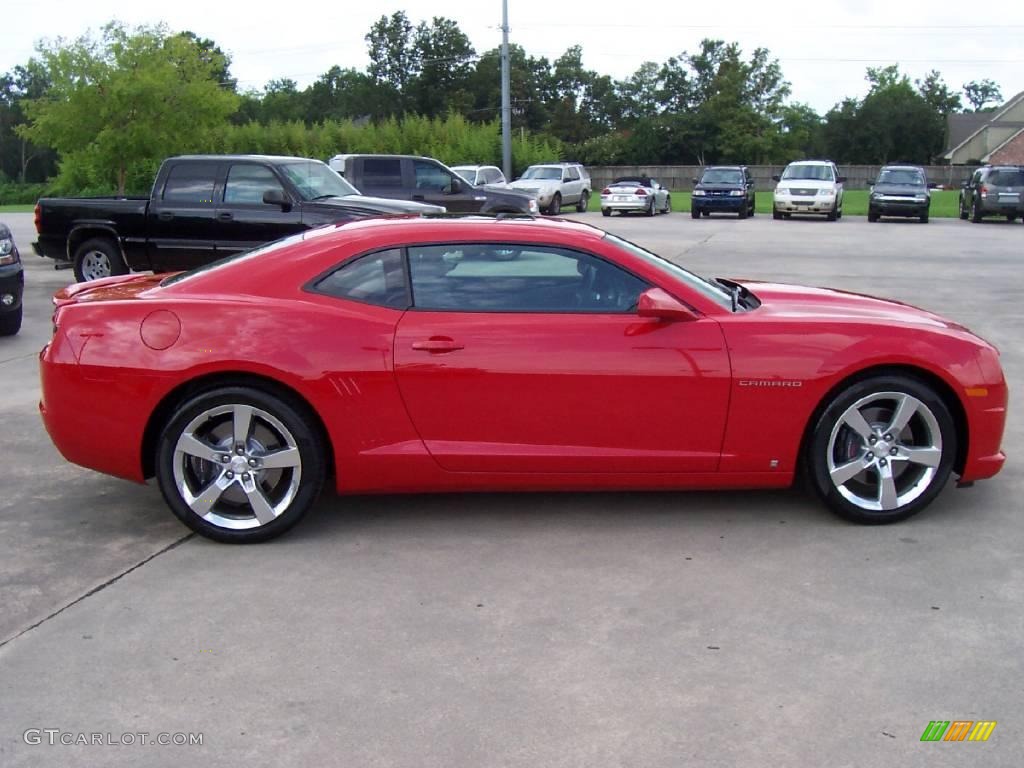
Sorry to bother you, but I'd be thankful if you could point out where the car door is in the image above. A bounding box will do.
[147,160,223,270]
[214,162,304,256]
[393,243,731,474]
[563,166,582,204]
[411,159,480,212]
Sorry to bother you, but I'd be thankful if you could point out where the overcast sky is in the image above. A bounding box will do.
[4,0,1023,113]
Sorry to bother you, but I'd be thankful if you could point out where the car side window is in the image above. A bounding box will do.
[223,165,286,204]
[566,167,580,181]
[408,244,647,313]
[312,249,408,309]
[162,163,217,204]
[414,161,454,192]
[361,158,403,188]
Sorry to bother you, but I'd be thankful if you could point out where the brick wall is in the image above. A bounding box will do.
[988,132,1024,165]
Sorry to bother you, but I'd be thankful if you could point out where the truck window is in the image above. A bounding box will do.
[361,158,403,188]
[414,160,453,192]
[223,165,286,204]
[162,163,218,204]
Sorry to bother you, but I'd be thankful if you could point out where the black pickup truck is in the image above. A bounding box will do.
[33,155,444,282]
[328,154,538,215]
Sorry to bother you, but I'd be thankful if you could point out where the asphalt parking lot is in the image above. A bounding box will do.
[1,210,1021,766]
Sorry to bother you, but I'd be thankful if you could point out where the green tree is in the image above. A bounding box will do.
[407,18,475,118]
[962,79,1002,112]
[20,22,238,194]
[916,70,961,115]
[0,62,58,182]
[365,11,418,112]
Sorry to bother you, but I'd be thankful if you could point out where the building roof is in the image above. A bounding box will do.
[982,126,1024,162]
[943,90,1024,161]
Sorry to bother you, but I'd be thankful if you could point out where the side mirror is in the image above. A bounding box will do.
[448,178,464,195]
[692,178,699,185]
[837,176,848,183]
[771,174,781,182]
[928,182,939,189]
[636,287,697,322]
[263,188,292,211]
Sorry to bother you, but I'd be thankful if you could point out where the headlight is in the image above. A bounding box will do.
[0,238,16,265]
[871,192,882,199]
[693,189,706,196]
[818,189,834,197]
[528,199,539,214]
[729,190,744,197]
[775,187,788,195]
[915,193,928,201]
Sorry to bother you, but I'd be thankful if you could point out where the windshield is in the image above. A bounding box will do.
[521,167,562,180]
[700,169,743,184]
[450,167,477,184]
[782,165,834,181]
[279,161,360,199]
[603,233,733,310]
[877,168,925,186]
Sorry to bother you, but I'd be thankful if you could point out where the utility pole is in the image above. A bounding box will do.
[500,0,512,181]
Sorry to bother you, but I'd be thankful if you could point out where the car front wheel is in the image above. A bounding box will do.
[548,193,561,215]
[807,375,955,525]
[156,386,326,543]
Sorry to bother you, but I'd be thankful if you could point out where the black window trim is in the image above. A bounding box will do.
[221,161,290,206]
[402,240,652,315]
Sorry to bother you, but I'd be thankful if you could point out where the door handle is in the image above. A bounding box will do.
[157,211,174,221]
[412,194,425,201]
[217,212,234,221]
[411,338,464,353]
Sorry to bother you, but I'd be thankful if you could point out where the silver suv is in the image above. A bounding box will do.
[507,162,592,215]
[959,166,1024,222]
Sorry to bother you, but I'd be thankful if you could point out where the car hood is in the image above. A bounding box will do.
[312,195,445,214]
[872,183,928,196]
[735,280,967,331]
[508,179,557,193]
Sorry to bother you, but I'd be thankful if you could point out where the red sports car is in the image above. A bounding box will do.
[39,217,1007,542]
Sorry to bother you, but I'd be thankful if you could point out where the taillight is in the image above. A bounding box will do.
[602,187,611,195]
[635,188,647,196]
[980,185,989,198]
[34,203,42,233]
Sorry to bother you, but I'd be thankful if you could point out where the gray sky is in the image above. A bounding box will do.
[4,0,1023,113]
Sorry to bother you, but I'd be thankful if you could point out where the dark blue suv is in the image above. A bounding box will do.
[0,222,23,336]
[691,166,756,219]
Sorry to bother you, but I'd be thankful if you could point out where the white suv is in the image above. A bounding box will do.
[772,160,846,221]
[507,162,592,215]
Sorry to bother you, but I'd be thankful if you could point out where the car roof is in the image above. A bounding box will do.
[880,165,924,170]
[786,159,835,166]
[169,154,323,163]
[703,165,745,170]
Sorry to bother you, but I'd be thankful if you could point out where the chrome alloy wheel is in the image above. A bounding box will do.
[80,250,113,281]
[826,391,943,512]
[172,403,302,530]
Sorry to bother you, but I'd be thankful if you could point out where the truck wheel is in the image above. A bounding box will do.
[547,193,561,216]
[73,238,128,283]
[0,305,21,336]
[576,192,589,213]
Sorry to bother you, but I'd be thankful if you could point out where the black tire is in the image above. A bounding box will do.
[156,386,326,543]
[701,210,710,217]
[645,197,655,216]
[807,374,956,525]
[576,191,589,213]
[958,196,969,220]
[772,207,782,220]
[73,237,128,283]
[748,199,755,217]
[868,211,879,223]
[1006,215,1016,223]
[920,212,929,224]
[662,195,672,214]
[691,208,700,219]
[826,202,838,221]
[0,306,21,336]
[547,193,561,216]
[737,204,747,219]
[601,208,611,217]
[971,197,983,223]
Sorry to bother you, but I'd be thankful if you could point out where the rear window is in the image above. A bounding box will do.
[988,169,1024,186]
[162,163,218,203]
[361,158,403,188]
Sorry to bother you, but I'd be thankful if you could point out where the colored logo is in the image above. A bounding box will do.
[920,720,996,742]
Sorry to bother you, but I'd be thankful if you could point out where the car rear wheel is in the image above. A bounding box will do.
[808,375,955,525]
[73,237,128,283]
[958,196,969,220]
[548,193,561,216]
[156,386,326,543]
[662,195,672,214]
[601,208,611,217]
[0,305,21,336]
[971,197,983,223]
[576,192,589,213]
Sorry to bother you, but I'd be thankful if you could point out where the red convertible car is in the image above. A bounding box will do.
[39,216,1006,542]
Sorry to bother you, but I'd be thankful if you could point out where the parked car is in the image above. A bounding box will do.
[691,166,756,219]
[40,216,1005,542]
[33,155,444,283]
[328,154,537,215]
[507,162,591,214]
[958,165,1024,222]
[0,222,23,336]
[772,160,846,221]
[868,165,932,223]
[451,165,507,187]
[600,176,671,216]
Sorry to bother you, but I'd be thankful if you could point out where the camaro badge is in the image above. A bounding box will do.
[738,380,803,388]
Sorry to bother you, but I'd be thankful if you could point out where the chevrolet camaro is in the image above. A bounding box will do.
[39,216,1007,542]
